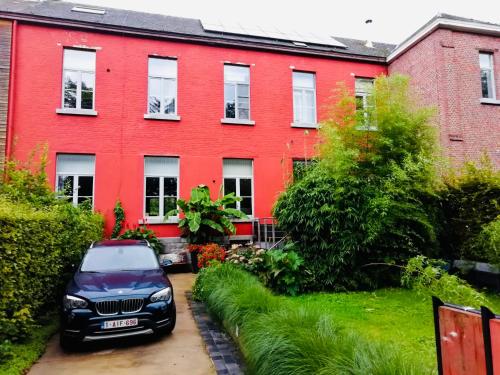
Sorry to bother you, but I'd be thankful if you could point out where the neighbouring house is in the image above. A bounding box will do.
[0,1,498,245]
[389,14,500,168]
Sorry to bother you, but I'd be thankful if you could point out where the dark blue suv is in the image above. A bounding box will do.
[60,240,176,349]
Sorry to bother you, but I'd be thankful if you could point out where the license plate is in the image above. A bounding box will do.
[101,318,138,330]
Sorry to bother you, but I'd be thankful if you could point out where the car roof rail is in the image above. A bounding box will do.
[89,241,95,248]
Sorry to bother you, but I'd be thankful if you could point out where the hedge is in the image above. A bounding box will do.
[0,197,103,344]
[193,264,431,375]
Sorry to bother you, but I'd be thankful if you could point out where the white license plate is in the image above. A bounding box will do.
[101,318,138,330]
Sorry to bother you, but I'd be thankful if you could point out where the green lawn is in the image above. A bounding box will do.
[287,289,500,370]
[0,313,58,375]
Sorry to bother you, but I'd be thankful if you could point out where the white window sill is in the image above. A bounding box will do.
[221,118,255,126]
[231,217,254,223]
[144,113,181,121]
[480,98,500,105]
[56,108,98,116]
[291,122,319,129]
[139,217,179,225]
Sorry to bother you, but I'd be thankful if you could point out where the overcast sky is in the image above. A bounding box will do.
[65,0,500,45]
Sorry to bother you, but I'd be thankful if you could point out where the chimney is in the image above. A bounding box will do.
[364,19,374,48]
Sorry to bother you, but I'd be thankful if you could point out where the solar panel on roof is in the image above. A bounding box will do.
[201,19,346,48]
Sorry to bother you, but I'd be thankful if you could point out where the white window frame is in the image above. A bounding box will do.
[480,52,496,100]
[292,71,317,126]
[61,49,96,111]
[223,159,254,217]
[223,65,251,121]
[355,77,376,131]
[143,157,179,221]
[147,57,178,115]
[55,154,95,208]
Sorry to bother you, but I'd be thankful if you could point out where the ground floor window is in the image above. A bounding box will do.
[223,159,253,216]
[56,154,95,207]
[292,159,316,181]
[144,156,179,219]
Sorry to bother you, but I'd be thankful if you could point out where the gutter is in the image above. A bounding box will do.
[5,19,16,160]
[0,12,388,64]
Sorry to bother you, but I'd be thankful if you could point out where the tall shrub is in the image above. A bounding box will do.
[274,75,441,290]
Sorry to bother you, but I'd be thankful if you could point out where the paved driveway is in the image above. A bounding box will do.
[28,273,215,375]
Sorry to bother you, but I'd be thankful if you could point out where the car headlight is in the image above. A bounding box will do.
[63,295,88,310]
[150,287,172,303]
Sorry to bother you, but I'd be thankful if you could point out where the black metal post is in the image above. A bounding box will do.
[432,296,444,375]
[481,306,495,375]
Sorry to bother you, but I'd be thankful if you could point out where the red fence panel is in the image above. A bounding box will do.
[438,306,487,375]
[490,319,500,374]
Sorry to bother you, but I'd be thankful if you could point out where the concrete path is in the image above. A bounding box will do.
[29,273,215,375]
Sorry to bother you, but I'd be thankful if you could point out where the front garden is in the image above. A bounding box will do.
[189,75,500,374]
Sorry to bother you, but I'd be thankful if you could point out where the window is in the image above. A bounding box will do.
[144,157,179,219]
[148,58,177,115]
[293,72,316,125]
[480,52,496,99]
[292,159,316,181]
[355,78,375,130]
[223,159,253,216]
[224,65,250,120]
[62,49,96,110]
[56,154,95,207]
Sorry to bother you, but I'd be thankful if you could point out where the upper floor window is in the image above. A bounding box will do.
[480,52,496,99]
[62,49,96,110]
[56,154,95,207]
[148,58,178,115]
[223,159,253,216]
[224,65,250,120]
[355,78,375,130]
[144,156,179,219]
[293,72,316,125]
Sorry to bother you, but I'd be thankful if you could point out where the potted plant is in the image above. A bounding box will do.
[167,184,246,272]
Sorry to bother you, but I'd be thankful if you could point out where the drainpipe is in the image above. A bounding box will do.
[5,19,17,160]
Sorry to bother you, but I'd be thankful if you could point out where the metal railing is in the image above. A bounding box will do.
[253,217,287,249]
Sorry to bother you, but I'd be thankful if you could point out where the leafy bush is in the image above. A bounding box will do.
[0,198,103,347]
[0,154,103,360]
[226,243,309,295]
[440,158,500,261]
[470,216,500,265]
[194,264,430,375]
[274,75,440,291]
[111,199,125,238]
[119,226,163,254]
[168,185,246,244]
[401,256,488,308]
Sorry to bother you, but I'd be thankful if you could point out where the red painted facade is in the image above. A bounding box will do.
[7,23,386,236]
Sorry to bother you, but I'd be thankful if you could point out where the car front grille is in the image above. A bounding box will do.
[95,298,144,316]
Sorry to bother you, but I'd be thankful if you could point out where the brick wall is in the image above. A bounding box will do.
[0,20,11,166]
[389,29,500,168]
[8,23,386,236]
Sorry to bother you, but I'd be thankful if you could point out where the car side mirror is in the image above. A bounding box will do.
[161,259,173,267]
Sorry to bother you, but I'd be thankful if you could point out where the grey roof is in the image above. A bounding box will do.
[0,0,395,61]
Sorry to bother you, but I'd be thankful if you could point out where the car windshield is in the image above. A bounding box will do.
[80,246,159,272]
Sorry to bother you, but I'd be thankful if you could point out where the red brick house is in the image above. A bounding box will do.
[388,14,500,167]
[0,2,498,243]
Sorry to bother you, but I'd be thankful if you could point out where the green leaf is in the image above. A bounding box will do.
[222,208,248,219]
[201,219,225,234]
[187,212,201,233]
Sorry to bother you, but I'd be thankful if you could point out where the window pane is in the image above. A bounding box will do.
[163,79,176,114]
[293,72,315,89]
[145,177,160,196]
[164,197,177,215]
[81,90,93,109]
[149,58,176,78]
[225,83,236,118]
[148,78,162,113]
[163,177,177,197]
[479,53,492,69]
[293,90,302,122]
[64,90,77,108]
[145,197,160,216]
[238,108,249,119]
[224,178,236,194]
[225,102,236,118]
[78,176,93,197]
[481,71,493,98]
[57,175,74,196]
[64,71,78,91]
[237,84,249,98]
[81,72,94,90]
[240,178,252,196]
[224,65,249,83]
[77,197,93,206]
[240,197,252,215]
[64,49,95,71]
